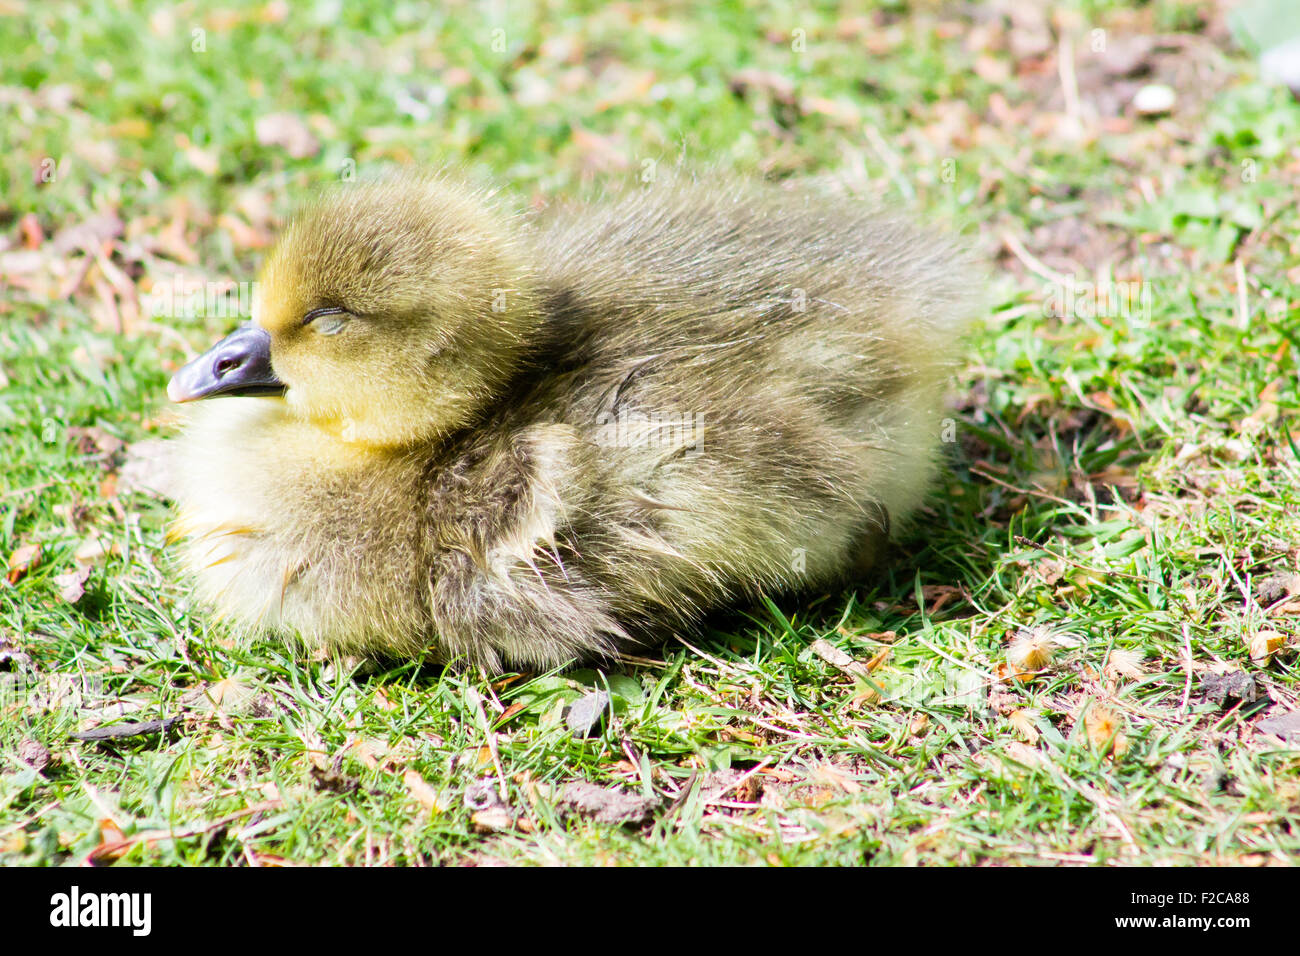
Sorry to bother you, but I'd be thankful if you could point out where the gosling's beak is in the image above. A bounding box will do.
[168,325,286,403]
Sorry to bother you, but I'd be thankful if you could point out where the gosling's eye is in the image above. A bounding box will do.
[303,307,349,336]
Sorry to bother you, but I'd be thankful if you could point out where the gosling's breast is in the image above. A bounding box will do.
[170,399,430,653]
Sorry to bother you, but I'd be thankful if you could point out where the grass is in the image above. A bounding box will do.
[1,0,1298,866]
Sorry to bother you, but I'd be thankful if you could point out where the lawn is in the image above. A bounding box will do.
[1,0,1298,866]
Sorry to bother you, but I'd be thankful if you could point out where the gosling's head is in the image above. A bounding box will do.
[168,172,537,446]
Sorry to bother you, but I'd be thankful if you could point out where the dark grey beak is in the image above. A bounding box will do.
[168,325,285,403]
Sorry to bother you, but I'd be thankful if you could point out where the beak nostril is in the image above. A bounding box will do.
[170,324,282,402]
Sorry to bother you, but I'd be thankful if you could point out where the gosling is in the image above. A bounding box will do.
[166,171,975,671]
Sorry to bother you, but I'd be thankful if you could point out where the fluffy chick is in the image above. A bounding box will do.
[167,170,975,671]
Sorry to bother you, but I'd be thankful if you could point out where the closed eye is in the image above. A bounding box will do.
[303,307,349,335]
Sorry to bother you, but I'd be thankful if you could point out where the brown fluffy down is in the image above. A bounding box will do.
[167,171,978,671]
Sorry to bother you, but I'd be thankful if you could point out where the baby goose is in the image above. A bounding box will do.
[167,171,974,671]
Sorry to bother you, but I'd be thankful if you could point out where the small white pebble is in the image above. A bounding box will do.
[1219,437,1252,462]
[1132,83,1176,116]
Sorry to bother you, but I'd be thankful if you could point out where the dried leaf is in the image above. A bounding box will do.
[403,769,444,813]
[6,544,41,584]
[17,739,51,772]
[50,213,124,255]
[809,638,884,703]
[118,440,176,498]
[217,212,272,250]
[920,584,964,613]
[53,566,90,603]
[1003,741,1043,768]
[496,701,527,725]
[1033,556,1067,586]
[471,807,513,832]
[810,638,888,674]
[1256,711,1300,742]
[86,800,280,863]
[569,124,630,172]
[72,536,108,565]
[347,736,412,775]
[97,817,127,847]
[254,112,320,159]
[182,143,219,176]
[811,763,861,794]
[1240,401,1279,437]
[179,677,260,716]
[19,212,43,249]
[565,690,610,737]
[1249,630,1286,664]
[729,68,797,103]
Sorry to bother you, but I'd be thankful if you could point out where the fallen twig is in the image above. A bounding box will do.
[70,716,180,743]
